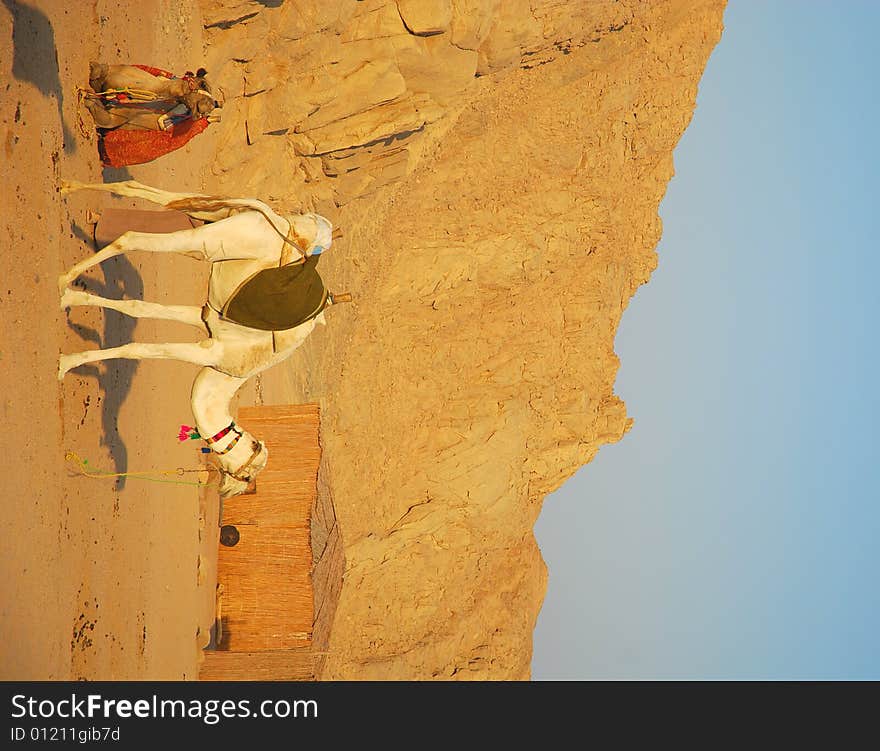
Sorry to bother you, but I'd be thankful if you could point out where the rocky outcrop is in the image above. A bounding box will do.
[199,0,655,210]
[197,0,726,679]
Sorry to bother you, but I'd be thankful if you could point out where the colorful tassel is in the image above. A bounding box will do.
[178,424,201,442]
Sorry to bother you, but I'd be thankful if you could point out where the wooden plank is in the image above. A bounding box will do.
[200,649,316,681]
[245,442,319,473]
[217,525,313,651]
[220,403,320,528]
[258,456,321,482]
[239,404,319,421]
[238,407,320,445]
[196,486,221,650]
[221,486,314,527]
[244,420,320,442]
[202,403,321,678]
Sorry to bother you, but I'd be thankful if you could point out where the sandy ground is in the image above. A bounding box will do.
[1,0,724,681]
[1,0,219,680]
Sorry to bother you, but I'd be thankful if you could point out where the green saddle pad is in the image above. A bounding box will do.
[221,254,329,331]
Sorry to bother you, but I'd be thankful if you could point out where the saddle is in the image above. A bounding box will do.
[221,254,329,331]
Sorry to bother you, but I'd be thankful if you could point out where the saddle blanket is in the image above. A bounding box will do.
[221,254,329,331]
[99,116,210,168]
[91,210,328,332]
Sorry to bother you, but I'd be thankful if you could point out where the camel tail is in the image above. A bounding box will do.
[165,197,299,248]
[165,196,271,216]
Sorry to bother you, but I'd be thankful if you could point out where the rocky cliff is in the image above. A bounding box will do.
[196,0,726,679]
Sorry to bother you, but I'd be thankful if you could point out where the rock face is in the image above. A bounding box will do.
[197,0,726,679]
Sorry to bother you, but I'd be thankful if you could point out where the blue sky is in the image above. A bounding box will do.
[532,1,880,679]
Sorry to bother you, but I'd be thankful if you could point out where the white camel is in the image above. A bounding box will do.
[58,178,337,498]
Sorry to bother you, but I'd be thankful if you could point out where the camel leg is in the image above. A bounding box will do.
[59,178,275,224]
[83,99,123,129]
[60,214,281,292]
[82,100,164,131]
[58,230,165,292]
[59,340,220,380]
[60,178,203,206]
[105,110,165,131]
[61,289,206,329]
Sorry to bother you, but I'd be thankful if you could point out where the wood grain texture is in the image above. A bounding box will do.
[200,649,316,681]
[202,404,321,677]
[216,525,313,651]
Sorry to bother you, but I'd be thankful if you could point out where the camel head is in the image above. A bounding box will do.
[306,213,333,255]
[217,439,269,499]
[288,212,333,257]
[181,68,220,118]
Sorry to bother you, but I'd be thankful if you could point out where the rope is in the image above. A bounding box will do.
[74,87,95,139]
[65,451,219,488]
[75,84,191,135]
[81,87,166,103]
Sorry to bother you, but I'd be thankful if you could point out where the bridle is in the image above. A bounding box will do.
[222,440,265,483]
[204,422,265,483]
[203,422,243,455]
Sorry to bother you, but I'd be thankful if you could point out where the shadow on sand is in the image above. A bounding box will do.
[65,220,144,491]
[101,166,134,183]
[3,0,76,153]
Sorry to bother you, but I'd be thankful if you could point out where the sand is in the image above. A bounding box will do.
[1,0,215,680]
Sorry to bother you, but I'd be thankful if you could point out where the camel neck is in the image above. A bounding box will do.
[190,367,249,442]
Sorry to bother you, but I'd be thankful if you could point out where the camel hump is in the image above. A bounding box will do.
[221,255,329,332]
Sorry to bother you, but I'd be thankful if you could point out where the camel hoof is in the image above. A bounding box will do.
[58,274,71,296]
[60,288,85,311]
[58,354,75,381]
[59,179,77,196]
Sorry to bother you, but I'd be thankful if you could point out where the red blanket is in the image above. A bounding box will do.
[98,116,210,167]
[132,64,174,79]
